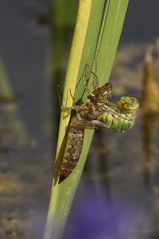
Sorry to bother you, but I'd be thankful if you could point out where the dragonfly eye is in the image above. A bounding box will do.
[118,96,139,111]
[130,97,138,104]
[123,102,131,109]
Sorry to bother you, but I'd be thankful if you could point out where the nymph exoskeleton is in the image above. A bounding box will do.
[58,68,113,182]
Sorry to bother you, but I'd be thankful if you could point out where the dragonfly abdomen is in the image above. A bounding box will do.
[59,123,84,182]
[98,112,135,132]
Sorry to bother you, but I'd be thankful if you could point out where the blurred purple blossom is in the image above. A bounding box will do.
[63,191,141,239]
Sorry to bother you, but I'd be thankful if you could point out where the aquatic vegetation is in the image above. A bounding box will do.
[141,47,159,114]
[43,1,129,239]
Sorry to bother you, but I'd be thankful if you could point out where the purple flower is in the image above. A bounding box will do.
[64,190,140,239]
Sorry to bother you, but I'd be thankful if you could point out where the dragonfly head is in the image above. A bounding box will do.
[117,96,139,113]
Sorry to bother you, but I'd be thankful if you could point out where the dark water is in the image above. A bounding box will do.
[0,1,159,239]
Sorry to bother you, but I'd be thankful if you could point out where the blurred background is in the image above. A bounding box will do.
[1,0,159,238]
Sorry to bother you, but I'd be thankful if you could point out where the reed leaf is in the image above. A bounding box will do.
[43,0,129,238]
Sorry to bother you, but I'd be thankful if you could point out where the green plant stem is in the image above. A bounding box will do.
[43,1,129,239]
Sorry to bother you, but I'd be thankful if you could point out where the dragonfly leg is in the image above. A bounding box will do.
[91,120,106,129]
[57,84,76,113]
[75,64,91,90]
[69,89,77,109]
[61,88,78,113]
[92,73,99,90]
[70,118,107,130]
[75,64,99,102]
[70,118,96,129]
[77,64,92,99]
[84,64,99,90]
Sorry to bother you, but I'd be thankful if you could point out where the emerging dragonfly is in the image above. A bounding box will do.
[57,66,139,182]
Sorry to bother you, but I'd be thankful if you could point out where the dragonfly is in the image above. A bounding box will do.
[94,96,139,132]
[57,66,139,182]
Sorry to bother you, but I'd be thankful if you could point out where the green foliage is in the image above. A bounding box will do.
[43,1,129,239]
[51,0,78,26]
